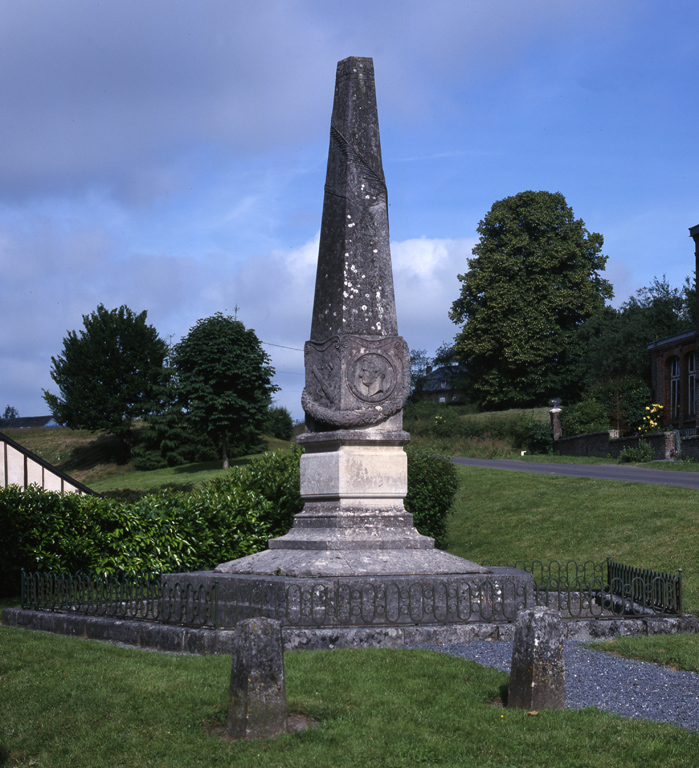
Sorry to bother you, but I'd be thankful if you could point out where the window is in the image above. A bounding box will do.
[670,357,681,420]
[688,353,696,417]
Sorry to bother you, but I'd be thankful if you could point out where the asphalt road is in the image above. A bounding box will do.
[452,457,699,490]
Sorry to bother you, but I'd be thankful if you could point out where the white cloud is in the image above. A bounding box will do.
[393,236,474,353]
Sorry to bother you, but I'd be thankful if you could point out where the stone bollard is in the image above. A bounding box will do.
[549,406,562,441]
[508,607,565,710]
[227,617,287,740]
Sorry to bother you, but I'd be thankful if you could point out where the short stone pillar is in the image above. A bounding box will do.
[227,617,287,740]
[549,406,562,441]
[508,607,565,710]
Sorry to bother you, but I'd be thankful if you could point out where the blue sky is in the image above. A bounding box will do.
[2,0,698,422]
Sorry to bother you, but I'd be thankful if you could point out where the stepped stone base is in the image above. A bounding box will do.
[214,547,489,578]
[4,608,698,654]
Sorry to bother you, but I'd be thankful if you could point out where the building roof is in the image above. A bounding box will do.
[0,415,62,429]
[421,364,466,393]
[646,329,696,351]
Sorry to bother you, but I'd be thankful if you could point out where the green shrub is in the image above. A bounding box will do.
[0,481,277,594]
[404,447,459,548]
[525,421,553,454]
[0,450,302,594]
[618,439,654,464]
[589,377,653,432]
[207,446,303,538]
[0,444,460,593]
[560,399,610,437]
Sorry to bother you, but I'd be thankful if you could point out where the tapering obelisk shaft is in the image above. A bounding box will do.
[311,57,397,340]
[303,57,409,430]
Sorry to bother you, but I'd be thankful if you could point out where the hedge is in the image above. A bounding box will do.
[0,446,458,595]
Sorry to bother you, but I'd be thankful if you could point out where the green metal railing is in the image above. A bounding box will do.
[606,558,682,614]
[20,571,220,628]
[18,559,683,630]
[482,558,682,618]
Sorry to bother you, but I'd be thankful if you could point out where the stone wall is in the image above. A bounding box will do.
[555,431,675,460]
[680,433,699,461]
[554,430,614,457]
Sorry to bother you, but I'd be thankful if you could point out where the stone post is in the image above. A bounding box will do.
[508,607,565,710]
[549,399,562,441]
[227,617,287,740]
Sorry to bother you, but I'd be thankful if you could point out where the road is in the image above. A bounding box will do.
[452,457,699,490]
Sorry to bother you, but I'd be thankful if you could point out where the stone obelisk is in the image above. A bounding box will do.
[216,57,486,578]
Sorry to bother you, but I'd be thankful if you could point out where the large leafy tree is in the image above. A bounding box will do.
[172,313,278,468]
[575,275,695,389]
[450,191,612,409]
[43,305,167,454]
[131,355,218,471]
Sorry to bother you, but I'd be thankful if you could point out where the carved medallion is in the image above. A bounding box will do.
[348,353,396,403]
[302,334,409,427]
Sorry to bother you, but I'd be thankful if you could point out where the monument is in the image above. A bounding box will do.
[215,56,486,579]
[165,57,530,642]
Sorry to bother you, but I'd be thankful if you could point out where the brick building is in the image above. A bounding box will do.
[647,223,699,429]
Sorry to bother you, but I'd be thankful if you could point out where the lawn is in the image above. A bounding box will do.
[592,634,699,673]
[1,627,698,768]
[447,465,699,614]
[3,451,699,764]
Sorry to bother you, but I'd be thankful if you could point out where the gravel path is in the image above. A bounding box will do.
[413,640,699,731]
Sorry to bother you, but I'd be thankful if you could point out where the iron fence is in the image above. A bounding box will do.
[19,558,684,630]
[606,558,682,614]
[482,558,682,617]
[20,571,220,628]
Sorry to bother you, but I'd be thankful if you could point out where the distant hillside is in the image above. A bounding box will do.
[1,427,292,490]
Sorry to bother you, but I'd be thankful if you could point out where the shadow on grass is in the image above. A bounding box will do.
[60,433,127,470]
[500,682,509,706]
[172,457,251,474]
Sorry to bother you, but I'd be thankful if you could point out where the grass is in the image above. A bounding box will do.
[88,457,245,494]
[403,405,549,459]
[591,634,699,673]
[447,465,699,614]
[1,628,699,768]
[642,460,699,473]
[88,436,294,493]
[520,454,614,464]
[2,426,294,493]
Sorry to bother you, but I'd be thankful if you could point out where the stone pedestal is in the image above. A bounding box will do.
[549,407,562,441]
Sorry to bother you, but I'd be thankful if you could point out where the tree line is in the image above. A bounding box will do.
[417,190,695,420]
[42,191,694,454]
[43,307,292,469]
